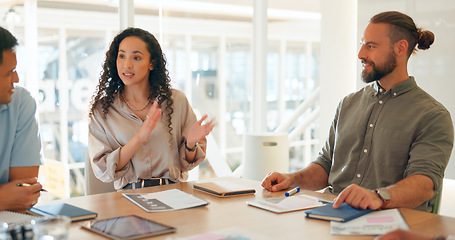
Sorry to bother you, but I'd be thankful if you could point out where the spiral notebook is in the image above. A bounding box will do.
[0,210,43,225]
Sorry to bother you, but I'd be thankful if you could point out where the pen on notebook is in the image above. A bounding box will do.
[318,199,333,204]
[17,183,48,192]
[285,187,300,197]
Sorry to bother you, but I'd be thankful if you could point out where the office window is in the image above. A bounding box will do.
[25,32,105,197]
[1,1,322,197]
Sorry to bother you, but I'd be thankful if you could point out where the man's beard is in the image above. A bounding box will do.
[361,50,397,83]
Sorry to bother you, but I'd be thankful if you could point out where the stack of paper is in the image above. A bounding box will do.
[330,208,409,235]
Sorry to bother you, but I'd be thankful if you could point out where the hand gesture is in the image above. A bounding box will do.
[186,114,216,147]
[136,101,162,144]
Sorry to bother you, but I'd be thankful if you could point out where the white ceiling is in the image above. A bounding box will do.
[1,0,321,22]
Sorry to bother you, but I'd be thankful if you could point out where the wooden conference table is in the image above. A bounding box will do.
[44,177,455,239]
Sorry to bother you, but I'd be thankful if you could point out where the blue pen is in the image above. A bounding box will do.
[285,187,300,197]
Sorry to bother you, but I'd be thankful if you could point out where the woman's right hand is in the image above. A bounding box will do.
[136,101,162,144]
[117,101,162,171]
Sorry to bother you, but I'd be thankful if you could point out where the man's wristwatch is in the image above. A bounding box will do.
[375,188,391,208]
[185,140,198,152]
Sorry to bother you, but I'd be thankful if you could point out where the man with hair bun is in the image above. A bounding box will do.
[262,11,454,213]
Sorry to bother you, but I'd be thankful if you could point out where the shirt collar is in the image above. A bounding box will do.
[113,91,134,114]
[390,76,416,97]
[373,76,416,97]
[0,104,7,112]
[373,81,386,95]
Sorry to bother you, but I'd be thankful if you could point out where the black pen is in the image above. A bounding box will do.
[16,183,48,192]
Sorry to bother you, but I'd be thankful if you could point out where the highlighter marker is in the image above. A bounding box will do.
[285,187,300,197]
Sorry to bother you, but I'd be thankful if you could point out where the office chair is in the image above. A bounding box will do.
[84,155,116,195]
[432,187,442,214]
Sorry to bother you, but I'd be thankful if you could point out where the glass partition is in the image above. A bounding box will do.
[1,0,322,197]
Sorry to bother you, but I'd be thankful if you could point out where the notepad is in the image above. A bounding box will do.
[247,194,325,213]
[123,189,209,212]
[305,203,374,222]
[193,180,256,197]
[26,203,98,222]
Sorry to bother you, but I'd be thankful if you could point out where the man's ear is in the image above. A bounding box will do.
[395,39,409,57]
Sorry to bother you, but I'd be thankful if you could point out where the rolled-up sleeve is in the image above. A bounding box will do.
[405,109,454,192]
[174,92,207,171]
[87,114,131,183]
[178,139,206,171]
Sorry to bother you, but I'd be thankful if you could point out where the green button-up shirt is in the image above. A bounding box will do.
[313,77,454,212]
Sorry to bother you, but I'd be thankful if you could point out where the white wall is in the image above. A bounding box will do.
[319,0,358,149]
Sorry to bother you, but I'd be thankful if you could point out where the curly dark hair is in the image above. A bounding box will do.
[89,27,174,136]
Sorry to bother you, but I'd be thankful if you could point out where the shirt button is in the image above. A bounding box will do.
[357,174,361,178]
[379,100,383,104]
[364,149,368,153]
[393,93,397,96]
[369,124,374,128]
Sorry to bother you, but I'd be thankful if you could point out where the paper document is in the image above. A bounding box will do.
[330,208,409,235]
[123,189,209,212]
[247,194,325,213]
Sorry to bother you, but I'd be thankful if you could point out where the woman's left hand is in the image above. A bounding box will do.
[186,114,216,147]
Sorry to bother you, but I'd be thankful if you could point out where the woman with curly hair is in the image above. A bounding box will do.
[87,27,215,190]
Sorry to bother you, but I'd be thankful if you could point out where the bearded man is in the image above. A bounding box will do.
[261,11,454,213]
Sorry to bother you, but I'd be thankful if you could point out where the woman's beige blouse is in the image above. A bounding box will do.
[87,89,206,190]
